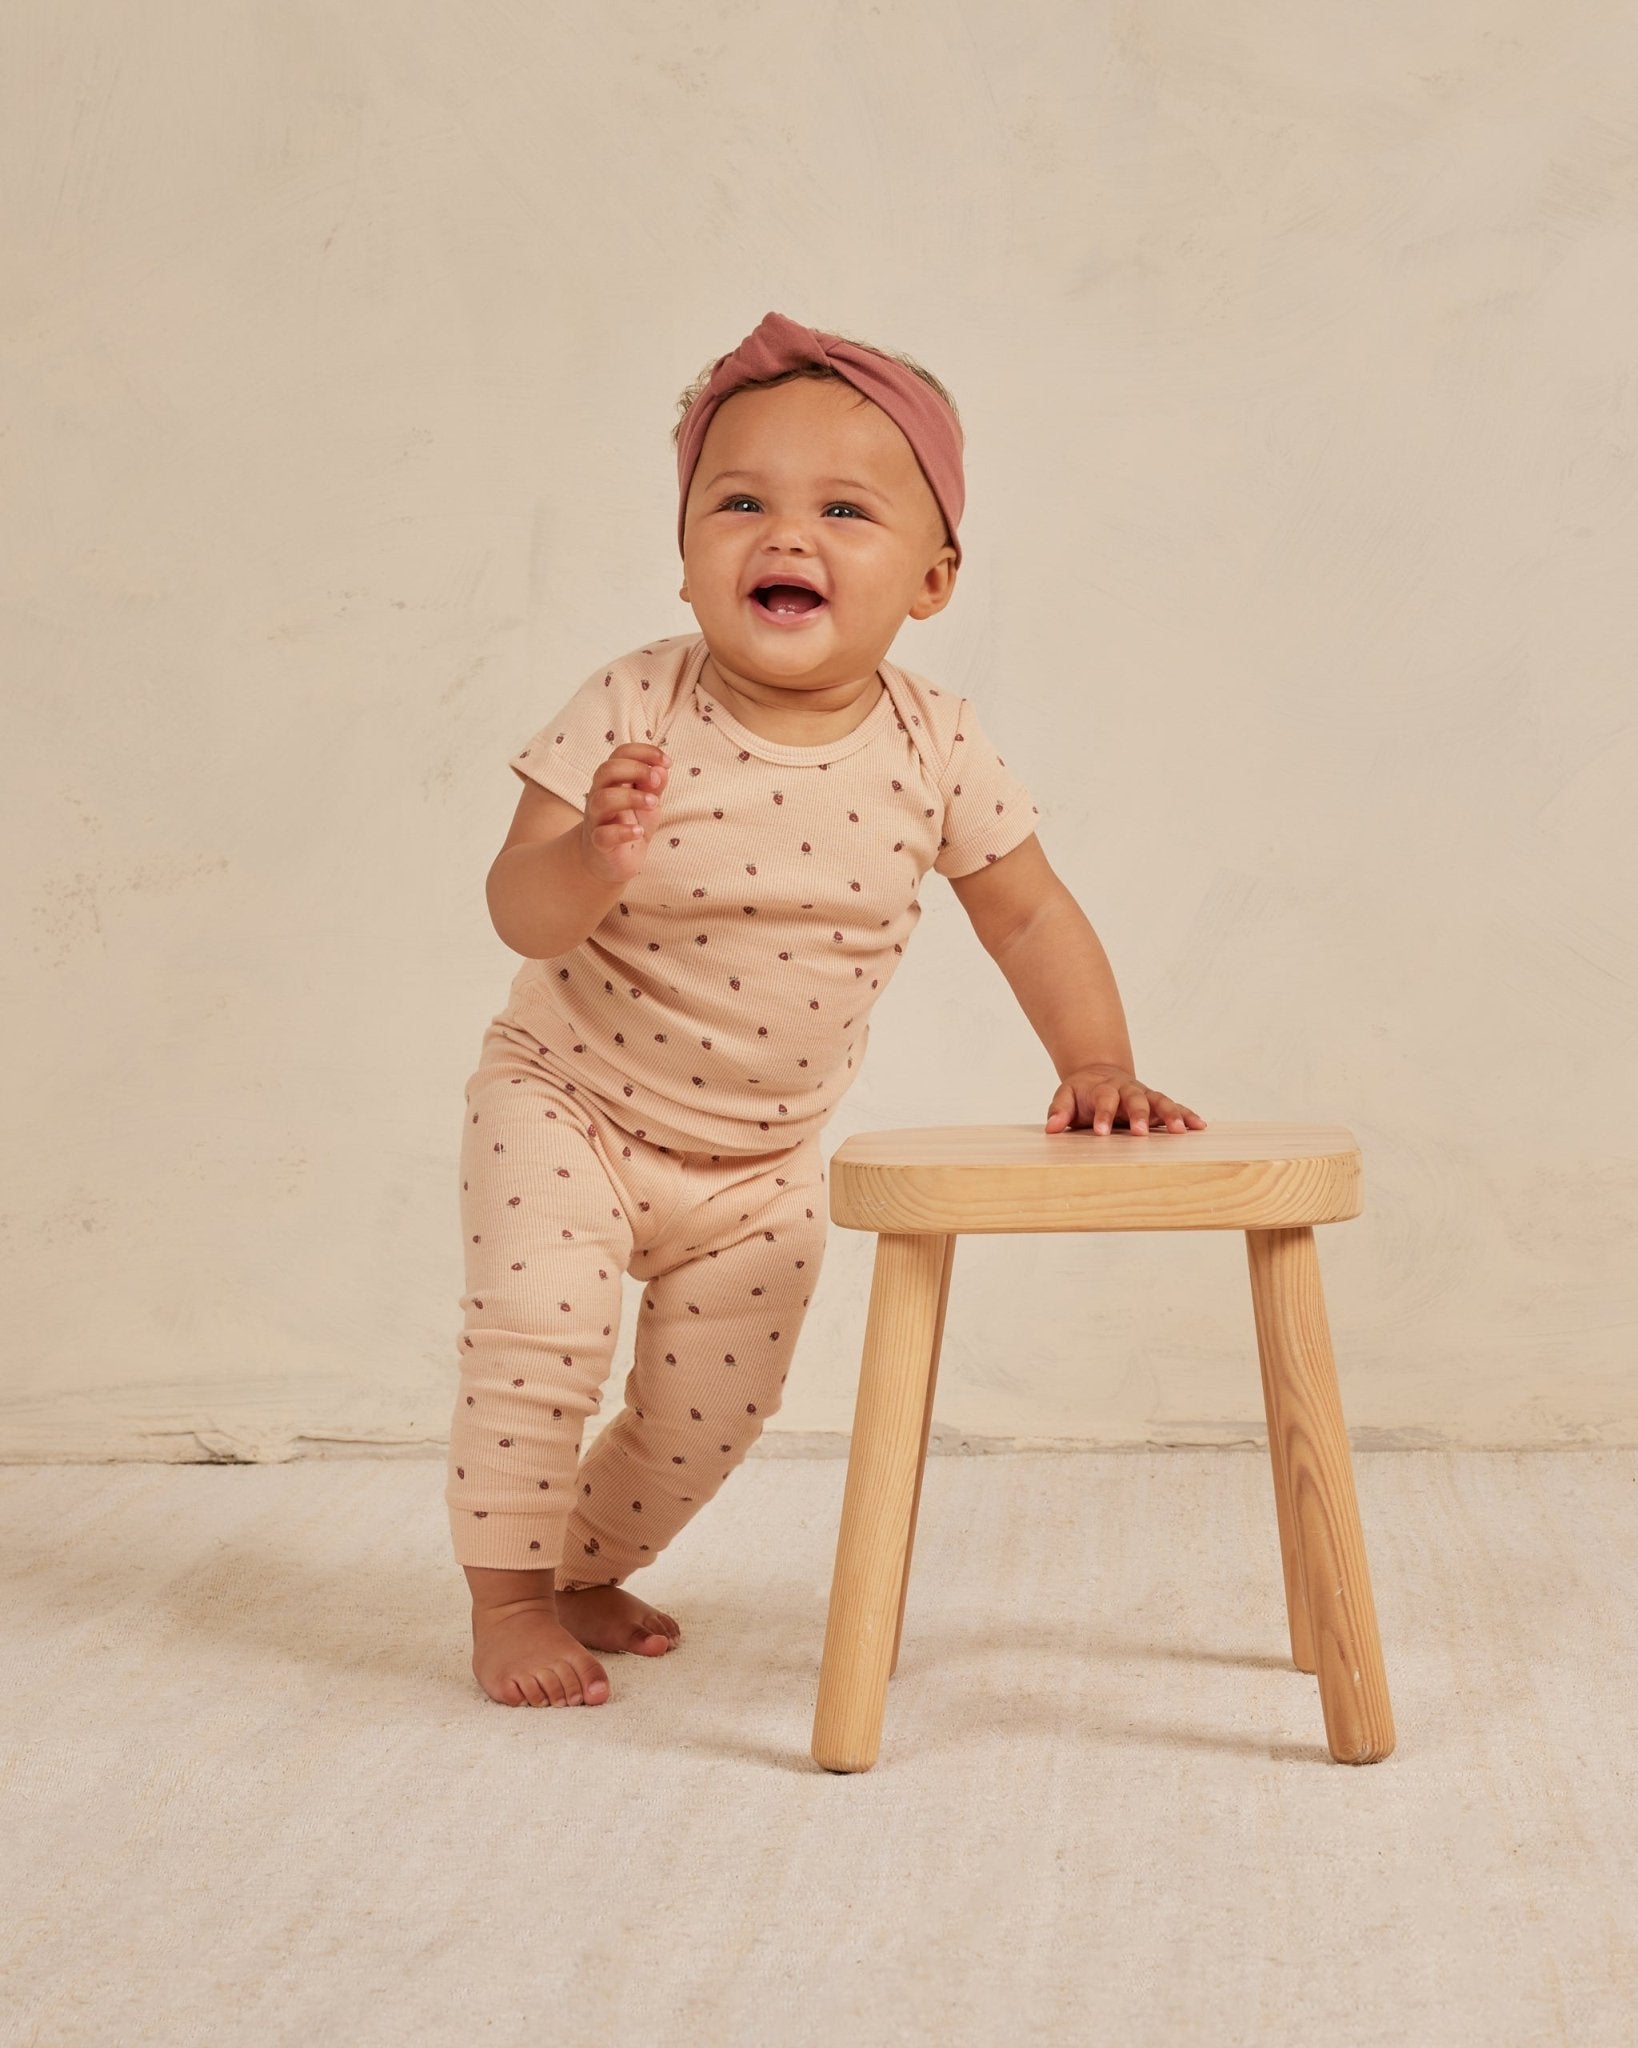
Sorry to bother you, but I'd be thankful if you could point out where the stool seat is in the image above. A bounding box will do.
[828,1121,1362,1233]
[811,1119,1395,1774]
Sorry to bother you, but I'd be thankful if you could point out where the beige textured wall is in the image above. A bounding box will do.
[4,1,1635,1466]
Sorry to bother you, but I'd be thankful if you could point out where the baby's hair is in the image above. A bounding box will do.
[670,326,959,448]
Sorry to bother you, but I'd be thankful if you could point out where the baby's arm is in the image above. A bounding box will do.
[488,745,670,957]
[950,836,1205,1135]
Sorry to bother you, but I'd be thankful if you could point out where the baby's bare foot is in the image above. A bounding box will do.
[555,1583,682,1657]
[471,1599,612,1708]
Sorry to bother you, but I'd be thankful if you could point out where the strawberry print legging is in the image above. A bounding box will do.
[447,1016,829,1584]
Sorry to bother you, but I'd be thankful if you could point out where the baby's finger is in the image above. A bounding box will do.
[1130,1089,1171,1138]
[1151,1094,1207,1131]
[593,749,669,799]
[586,819,640,854]
[1091,1085,1125,1134]
[1044,1083,1076,1130]
[590,769,660,825]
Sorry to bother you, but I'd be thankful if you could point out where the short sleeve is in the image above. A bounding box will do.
[508,660,637,809]
[933,697,1042,878]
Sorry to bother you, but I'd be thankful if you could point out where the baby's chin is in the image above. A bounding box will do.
[699,631,894,700]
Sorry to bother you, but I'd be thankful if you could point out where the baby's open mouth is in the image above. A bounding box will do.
[751,584,827,615]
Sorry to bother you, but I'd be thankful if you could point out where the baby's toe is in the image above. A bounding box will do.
[570,1653,611,1702]
[628,1615,677,1654]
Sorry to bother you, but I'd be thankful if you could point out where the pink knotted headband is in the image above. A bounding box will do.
[675,310,964,568]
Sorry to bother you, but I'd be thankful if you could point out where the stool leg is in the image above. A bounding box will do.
[812,1232,947,1773]
[1246,1230,1317,1677]
[890,1234,957,1678]
[1245,1226,1395,1764]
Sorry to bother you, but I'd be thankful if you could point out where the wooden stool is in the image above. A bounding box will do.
[810,1122,1395,1771]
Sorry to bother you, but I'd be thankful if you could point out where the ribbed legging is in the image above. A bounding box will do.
[447,1017,829,1584]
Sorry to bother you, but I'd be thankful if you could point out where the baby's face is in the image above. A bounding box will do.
[679,377,958,697]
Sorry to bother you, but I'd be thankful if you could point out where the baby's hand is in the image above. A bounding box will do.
[1044,1063,1207,1135]
[577,744,669,885]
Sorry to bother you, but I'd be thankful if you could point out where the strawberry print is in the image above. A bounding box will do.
[450,635,1038,1573]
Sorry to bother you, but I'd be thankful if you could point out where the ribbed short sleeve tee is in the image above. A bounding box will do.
[497,632,1040,1157]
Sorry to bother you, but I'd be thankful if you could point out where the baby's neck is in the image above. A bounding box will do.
[700,655,884,746]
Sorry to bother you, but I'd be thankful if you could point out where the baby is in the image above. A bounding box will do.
[453,309,1206,1708]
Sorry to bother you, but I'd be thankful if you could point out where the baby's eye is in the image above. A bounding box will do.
[718,496,864,518]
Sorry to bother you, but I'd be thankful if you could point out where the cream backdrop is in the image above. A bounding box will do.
[4,2,1635,1467]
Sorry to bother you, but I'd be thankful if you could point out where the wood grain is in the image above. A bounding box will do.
[813,1232,948,1772]
[828,1122,1362,1234]
[811,1123,1395,1771]
[1247,1225,1395,1762]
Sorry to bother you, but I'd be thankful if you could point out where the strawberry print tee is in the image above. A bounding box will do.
[499,632,1040,1157]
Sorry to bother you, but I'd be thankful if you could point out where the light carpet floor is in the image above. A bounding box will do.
[1,1450,1633,2047]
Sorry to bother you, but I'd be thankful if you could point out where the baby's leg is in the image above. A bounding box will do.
[450,1039,643,1705]
[557,1134,829,1591]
